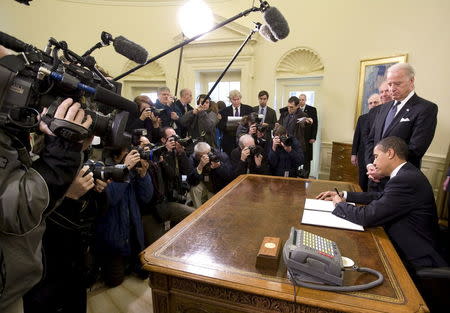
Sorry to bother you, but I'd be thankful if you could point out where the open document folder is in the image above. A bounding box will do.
[301,199,364,231]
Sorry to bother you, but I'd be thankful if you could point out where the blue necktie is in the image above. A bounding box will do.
[234,107,239,117]
[383,101,400,136]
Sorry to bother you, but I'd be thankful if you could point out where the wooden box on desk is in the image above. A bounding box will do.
[256,237,281,269]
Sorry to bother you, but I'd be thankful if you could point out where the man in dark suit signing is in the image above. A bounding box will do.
[298,94,318,178]
[253,90,277,139]
[218,90,253,156]
[365,63,438,186]
[318,136,447,269]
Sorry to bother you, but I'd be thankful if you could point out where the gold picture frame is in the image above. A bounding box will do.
[354,54,408,126]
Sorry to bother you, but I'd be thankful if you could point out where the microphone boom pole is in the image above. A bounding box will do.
[201,23,260,105]
[114,6,262,81]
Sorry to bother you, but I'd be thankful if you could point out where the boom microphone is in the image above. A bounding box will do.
[113,36,148,64]
[259,24,278,42]
[263,6,290,40]
[0,31,34,52]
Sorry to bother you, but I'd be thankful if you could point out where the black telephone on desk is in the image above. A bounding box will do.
[283,227,384,291]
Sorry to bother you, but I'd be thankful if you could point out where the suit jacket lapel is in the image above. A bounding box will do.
[384,94,418,137]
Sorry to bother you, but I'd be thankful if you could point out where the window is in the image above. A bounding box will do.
[208,81,240,106]
[289,90,316,106]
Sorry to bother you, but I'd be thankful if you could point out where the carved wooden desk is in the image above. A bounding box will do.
[141,175,428,313]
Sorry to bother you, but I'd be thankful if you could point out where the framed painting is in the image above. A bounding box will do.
[354,54,408,124]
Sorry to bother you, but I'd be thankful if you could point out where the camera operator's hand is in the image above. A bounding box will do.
[254,154,263,167]
[272,136,281,151]
[140,109,153,121]
[175,141,185,154]
[124,150,141,170]
[39,98,92,137]
[0,45,13,58]
[170,111,179,121]
[136,159,149,178]
[65,166,95,200]
[210,160,221,169]
[165,137,176,152]
[248,124,257,135]
[241,147,251,161]
[94,179,109,193]
[197,154,210,172]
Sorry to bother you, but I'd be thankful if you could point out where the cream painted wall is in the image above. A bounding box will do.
[1,0,449,159]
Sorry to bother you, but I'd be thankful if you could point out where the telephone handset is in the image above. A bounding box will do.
[283,227,384,292]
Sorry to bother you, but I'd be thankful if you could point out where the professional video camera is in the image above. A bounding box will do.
[0,31,138,148]
[280,135,293,146]
[84,159,129,182]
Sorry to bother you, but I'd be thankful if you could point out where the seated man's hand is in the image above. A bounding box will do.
[332,194,344,206]
[366,164,383,182]
[316,190,338,201]
[66,166,95,200]
[39,98,92,137]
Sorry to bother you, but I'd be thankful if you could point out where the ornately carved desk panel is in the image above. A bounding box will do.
[142,175,428,313]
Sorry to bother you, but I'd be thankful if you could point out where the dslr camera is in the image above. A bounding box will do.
[145,107,165,117]
[279,135,293,146]
[0,31,137,148]
[207,152,220,163]
[84,159,129,182]
[248,145,263,158]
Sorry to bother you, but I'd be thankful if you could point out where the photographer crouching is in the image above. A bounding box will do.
[268,126,304,177]
[0,94,92,313]
[141,127,194,245]
[187,142,233,208]
[230,134,270,177]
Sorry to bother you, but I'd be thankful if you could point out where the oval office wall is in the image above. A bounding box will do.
[1,0,449,198]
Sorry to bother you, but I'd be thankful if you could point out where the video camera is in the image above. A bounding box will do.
[0,31,138,148]
[84,159,129,182]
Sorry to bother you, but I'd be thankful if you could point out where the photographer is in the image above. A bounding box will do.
[179,94,218,148]
[94,145,153,287]
[141,127,194,244]
[154,87,183,131]
[0,95,92,313]
[187,142,233,208]
[268,126,304,177]
[236,112,269,153]
[230,134,270,177]
[126,95,161,143]
[23,157,109,313]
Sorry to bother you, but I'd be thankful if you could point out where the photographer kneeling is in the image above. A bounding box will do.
[268,126,304,177]
[187,142,233,208]
[230,134,270,177]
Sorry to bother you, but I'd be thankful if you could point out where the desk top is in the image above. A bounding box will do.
[142,175,428,313]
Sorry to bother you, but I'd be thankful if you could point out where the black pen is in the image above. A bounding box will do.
[334,188,342,199]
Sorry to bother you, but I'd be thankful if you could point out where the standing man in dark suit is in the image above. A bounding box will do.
[318,136,447,269]
[351,93,381,191]
[298,94,318,178]
[253,90,277,140]
[218,90,253,156]
[174,88,194,137]
[365,63,438,186]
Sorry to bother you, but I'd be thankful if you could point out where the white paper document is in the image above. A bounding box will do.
[301,207,364,232]
[304,198,335,212]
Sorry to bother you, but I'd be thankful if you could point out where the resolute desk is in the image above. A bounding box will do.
[141,175,428,313]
